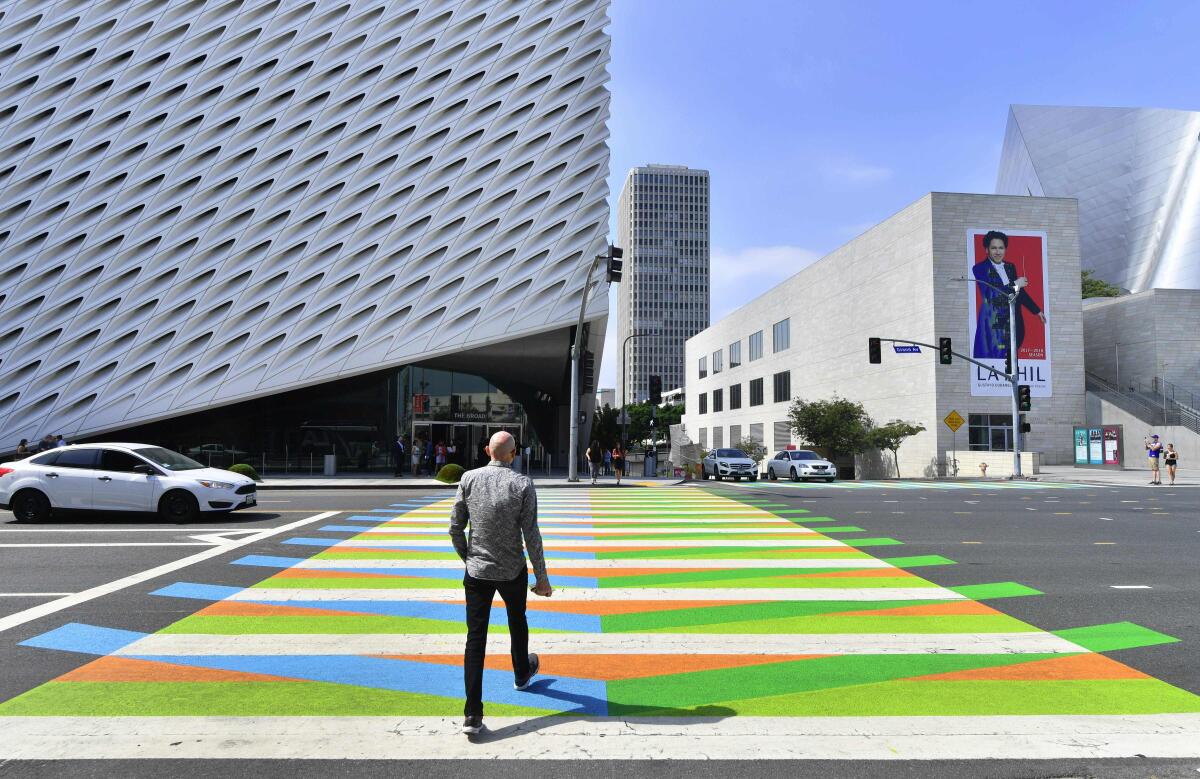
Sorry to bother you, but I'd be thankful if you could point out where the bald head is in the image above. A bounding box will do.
[486,431,515,462]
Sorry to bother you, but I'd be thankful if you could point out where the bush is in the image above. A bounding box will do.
[435,463,465,484]
[228,463,262,482]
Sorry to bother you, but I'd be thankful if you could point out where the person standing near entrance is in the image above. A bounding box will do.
[411,438,423,476]
[449,431,552,735]
[603,447,612,475]
[1164,443,1179,486]
[435,441,448,473]
[1146,434,1164,485]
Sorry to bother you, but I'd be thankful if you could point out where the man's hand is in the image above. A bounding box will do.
[531,580,553,597]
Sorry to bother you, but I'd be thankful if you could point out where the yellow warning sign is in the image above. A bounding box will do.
[943,410,965,432]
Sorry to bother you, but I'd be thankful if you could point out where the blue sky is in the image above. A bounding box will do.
[598,0,1200,389]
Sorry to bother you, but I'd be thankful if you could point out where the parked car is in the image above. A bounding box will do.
[0,443,257,523]
[700,448,758,481]
[766,449,836,482]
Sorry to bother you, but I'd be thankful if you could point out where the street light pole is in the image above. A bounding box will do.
[620,332,649,454]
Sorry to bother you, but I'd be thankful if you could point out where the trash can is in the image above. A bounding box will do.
[643,452,656,477]
[323,454,336,476]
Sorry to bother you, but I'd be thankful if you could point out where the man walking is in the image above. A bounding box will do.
[449,431,552,735]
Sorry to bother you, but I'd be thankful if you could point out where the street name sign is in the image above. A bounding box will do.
[894,345,921,353]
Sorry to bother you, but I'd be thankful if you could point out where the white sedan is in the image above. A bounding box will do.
[766,449,837,482]
[0,443,258,523]
[701,448,759,481]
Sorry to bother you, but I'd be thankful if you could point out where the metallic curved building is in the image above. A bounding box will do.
[996,104,1200,293]
[0,0,611,457]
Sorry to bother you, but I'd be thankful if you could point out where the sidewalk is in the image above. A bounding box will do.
[257,473,682,490]
[1033,464,1198,488]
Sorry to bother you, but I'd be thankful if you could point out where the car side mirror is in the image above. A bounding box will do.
[132,464,157,476]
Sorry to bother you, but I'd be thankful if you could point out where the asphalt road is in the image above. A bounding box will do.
[0,484,1196,778]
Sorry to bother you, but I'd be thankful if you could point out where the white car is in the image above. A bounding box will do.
[701,448,759,481]
[0,443,258,523]
[766,449,837,482]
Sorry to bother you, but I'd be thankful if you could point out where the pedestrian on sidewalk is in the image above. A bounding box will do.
[1145,434,1164,485]
[603,447,612,475]
[1164,443,1179,485]
[411,438,423,476]
[15,439,29,456]
[585,440,603,484]
[449,431,552,735]
[611,445,625,486]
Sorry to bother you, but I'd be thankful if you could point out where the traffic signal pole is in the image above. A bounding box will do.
[870,336,1025,478]
[567,252,605,482]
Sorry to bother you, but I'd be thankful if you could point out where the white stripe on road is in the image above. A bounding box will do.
[4,714,1198,760]
[333,538,846,548]
[292,557,892,570]
[351,526,823,536]
[112,631,1084,657]
[226,586,962,603]
[0,512,340,635]
[369,517,801,526]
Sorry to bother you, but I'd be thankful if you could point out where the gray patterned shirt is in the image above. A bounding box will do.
[449,461,548,584]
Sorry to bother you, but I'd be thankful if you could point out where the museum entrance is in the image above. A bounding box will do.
[410,422,524,472]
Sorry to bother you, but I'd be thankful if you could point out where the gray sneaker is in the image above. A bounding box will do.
[514,653,540,690]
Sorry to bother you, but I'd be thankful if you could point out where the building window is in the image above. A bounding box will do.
[749,377,764,406]
[772,370,791,403]
[698,356,707,379]
[748,330,763,361]
[749,422,764,445]
[968,414,1013,451]
[729,383,742,410]
[773,421,792,450]
[698,428,707,448]
[729,341,741,368]
[729,424,742,444]
[712,426,724,448]
[698,393,707,414]
[712,349,723,374]
[712,388,723,413]
[772,318,790,352]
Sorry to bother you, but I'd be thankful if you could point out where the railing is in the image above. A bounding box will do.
[1087,372,1200,435]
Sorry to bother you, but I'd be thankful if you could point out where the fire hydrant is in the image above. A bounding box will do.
[979,462,988,477]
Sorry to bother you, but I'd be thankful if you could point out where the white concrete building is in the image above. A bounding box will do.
[616,164,710,404]
[595,388,617,410]
[683,192,1086,478]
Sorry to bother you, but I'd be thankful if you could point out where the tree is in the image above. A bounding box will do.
[868,420,926,478]
[590,404,620,448]
[611,401,685,447]
[732,436,767,466]
[1081,269,1120,299]
[787,396,872,465]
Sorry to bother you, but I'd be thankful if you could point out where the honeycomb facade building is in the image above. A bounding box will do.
[0,0,612,467]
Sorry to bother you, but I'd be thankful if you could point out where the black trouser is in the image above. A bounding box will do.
[463,569,530,716]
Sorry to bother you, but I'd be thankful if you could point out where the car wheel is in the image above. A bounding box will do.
[701,467,709,480]
[11,489,51,523]
[159,490,200,523]
[768,467,777,481]
[750,474,758,482]
[789,468,799,482]
[714,472,722,481]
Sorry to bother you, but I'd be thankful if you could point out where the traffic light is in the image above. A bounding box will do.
[1021,421,1032,434]
[939,337,952,365]
[1017,384,1031,411]
[605,245,624,282]
[868,337,881,364]
[581,351,595,393]
[1004,351,1012,378]
[649,374,662,405]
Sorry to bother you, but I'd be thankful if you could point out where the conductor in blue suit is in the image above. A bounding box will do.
[972,231,1047,360]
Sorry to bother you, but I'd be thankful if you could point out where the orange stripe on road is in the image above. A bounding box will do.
[58,657,300,684]
[831,601,999,618]
[909,653,1149,682]
[196,602,378,618]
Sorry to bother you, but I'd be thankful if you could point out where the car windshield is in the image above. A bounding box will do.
[133,446,205,471]
[716,449,747,458]
[789,451,822,460]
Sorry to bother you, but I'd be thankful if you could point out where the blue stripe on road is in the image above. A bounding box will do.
[19,623,148,656]
[131,654,607,714]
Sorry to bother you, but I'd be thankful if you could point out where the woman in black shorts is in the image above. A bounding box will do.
[611,446,625,486]
[1164,444,1179,486]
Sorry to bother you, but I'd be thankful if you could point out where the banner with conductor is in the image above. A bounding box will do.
[966,229,1051,397]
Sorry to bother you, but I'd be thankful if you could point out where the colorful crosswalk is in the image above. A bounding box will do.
[1,487,1198,759]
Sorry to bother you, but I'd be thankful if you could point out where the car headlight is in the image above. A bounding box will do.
[196,479,235,489]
